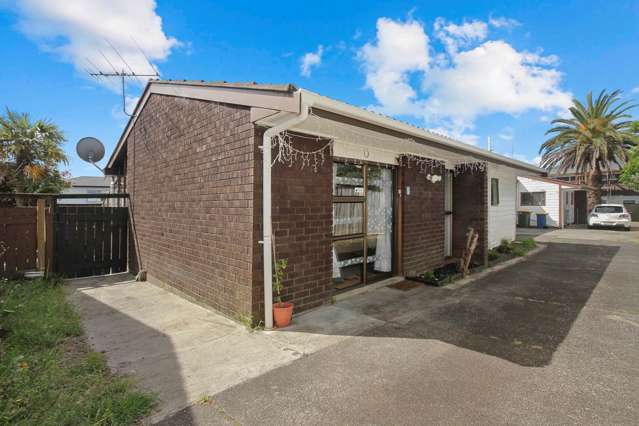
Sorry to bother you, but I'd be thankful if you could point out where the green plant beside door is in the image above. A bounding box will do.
[272,258,293,328]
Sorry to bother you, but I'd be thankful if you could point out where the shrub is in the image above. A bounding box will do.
[520,238,536,250]
[513,246,526,257]
[488,249,500,261]
[496,239,514,254]
[421,271,438,286]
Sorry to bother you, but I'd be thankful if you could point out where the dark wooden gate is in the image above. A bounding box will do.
[0,207,37,278]
[574,191,588,224]
[53,206,129,278]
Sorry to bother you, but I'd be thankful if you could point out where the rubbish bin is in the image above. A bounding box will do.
[517,211,531,227]
[536,213,547,229]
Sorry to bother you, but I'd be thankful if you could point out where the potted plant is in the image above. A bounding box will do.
[421,270,440,286]
[272,258,293,327]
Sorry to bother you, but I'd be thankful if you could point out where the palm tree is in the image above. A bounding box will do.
[0,109,68,197]
[540,90,638,210]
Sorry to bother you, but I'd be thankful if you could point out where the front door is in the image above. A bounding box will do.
[332,162,394,291]
[444,170,453,257]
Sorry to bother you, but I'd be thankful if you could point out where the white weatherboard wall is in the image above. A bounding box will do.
[487,164,519,248]
[604,194,639,204]
[517,177,560,227]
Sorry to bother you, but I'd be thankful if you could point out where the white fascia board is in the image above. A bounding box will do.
[106,82,301,170]
[299,89,544,175]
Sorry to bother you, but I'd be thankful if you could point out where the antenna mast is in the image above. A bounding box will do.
[86,39,160,117]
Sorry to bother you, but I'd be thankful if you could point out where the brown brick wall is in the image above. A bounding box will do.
[452,169,488,265]
[126,94,256,320]
[401,165,445,276]
[253,132,333,315]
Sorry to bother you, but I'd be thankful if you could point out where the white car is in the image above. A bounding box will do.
[588,204,632,231]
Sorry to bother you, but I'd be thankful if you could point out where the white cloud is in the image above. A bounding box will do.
[14,0,180,91]
[358,18,430,115]
[300,45,324,77]
[111,95,140,124]
[632,87,639,94]
[489,16,521,29]
[498,126,514,141]
[423,41,572,125]
[502,152,541,165]
[434,18,487,55]
[357,16,572,142]
[429,125,480,145]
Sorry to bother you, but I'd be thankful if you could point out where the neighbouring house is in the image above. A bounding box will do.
[550,164,639,219]
[104,80,543,325]
[517,176,592,228]
[59,176,113,205]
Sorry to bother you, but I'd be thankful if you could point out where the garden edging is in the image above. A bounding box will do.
[443,244,547,290]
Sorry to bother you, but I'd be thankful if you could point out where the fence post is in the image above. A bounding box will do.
[46,199,54,276]
[36,198,46,272]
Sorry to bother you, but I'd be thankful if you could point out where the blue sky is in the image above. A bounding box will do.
[1,0,638,177]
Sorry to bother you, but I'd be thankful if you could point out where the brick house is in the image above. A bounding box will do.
[105,80,543,327]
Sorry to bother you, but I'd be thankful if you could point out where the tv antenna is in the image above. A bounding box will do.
[86,38,160,117]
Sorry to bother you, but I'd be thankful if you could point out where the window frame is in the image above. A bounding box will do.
[520,191,546,207]
[490,178,500,206]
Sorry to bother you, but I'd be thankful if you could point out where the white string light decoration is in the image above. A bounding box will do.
[453,160,487,175]
[398,153,445,173]
[271,131,333,172]
[398,154,446,183]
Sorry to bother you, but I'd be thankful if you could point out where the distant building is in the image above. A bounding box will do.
[517,176,591,227]
[59,176,112,205]
[549,164,639,206]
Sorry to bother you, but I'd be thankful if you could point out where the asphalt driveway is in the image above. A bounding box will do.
[160,229,639,425]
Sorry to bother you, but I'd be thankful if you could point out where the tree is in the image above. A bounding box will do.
[618,122,639,191]
[539,90,638,210]
[0,109,68,197]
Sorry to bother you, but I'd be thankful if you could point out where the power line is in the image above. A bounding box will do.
[87,40,160,117]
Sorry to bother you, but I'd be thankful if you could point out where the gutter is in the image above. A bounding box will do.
[261,100,311,329]
[301,90,544,175]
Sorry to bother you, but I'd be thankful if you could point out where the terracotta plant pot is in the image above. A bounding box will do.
[273,302,294,328]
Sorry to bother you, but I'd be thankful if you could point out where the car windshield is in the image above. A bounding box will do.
[594,206,623,213]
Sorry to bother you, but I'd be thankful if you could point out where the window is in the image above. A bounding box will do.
[521,191,546,206]
[490,178,499,206]
[594,206,623,213]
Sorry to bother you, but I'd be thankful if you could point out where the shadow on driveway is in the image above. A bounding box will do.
[66,275,194,424]
[288,243,619,367]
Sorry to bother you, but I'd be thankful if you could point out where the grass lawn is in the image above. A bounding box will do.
[0,278,155,425]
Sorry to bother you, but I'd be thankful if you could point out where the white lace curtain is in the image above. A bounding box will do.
[367,168,393,272]
[331,166,393,279]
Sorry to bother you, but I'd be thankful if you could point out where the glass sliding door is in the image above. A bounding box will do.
[332,163,365,290]
[366,165,394,283]
[332,162,394,291]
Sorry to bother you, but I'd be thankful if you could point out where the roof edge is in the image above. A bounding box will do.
[105,80,300,172]
[299,89,544,174]
[151,79,297,93]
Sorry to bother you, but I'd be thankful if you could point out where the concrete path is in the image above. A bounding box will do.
[158,227,639,425]
[66,275,350,423]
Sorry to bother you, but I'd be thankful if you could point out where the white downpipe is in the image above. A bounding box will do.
[262,101,311,329]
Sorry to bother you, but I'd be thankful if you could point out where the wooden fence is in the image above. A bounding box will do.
[52,206,128,278]
[0,207,39,278]
[0,193,129,279]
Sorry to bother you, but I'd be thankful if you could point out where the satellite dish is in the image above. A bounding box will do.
[76,137,105,163]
